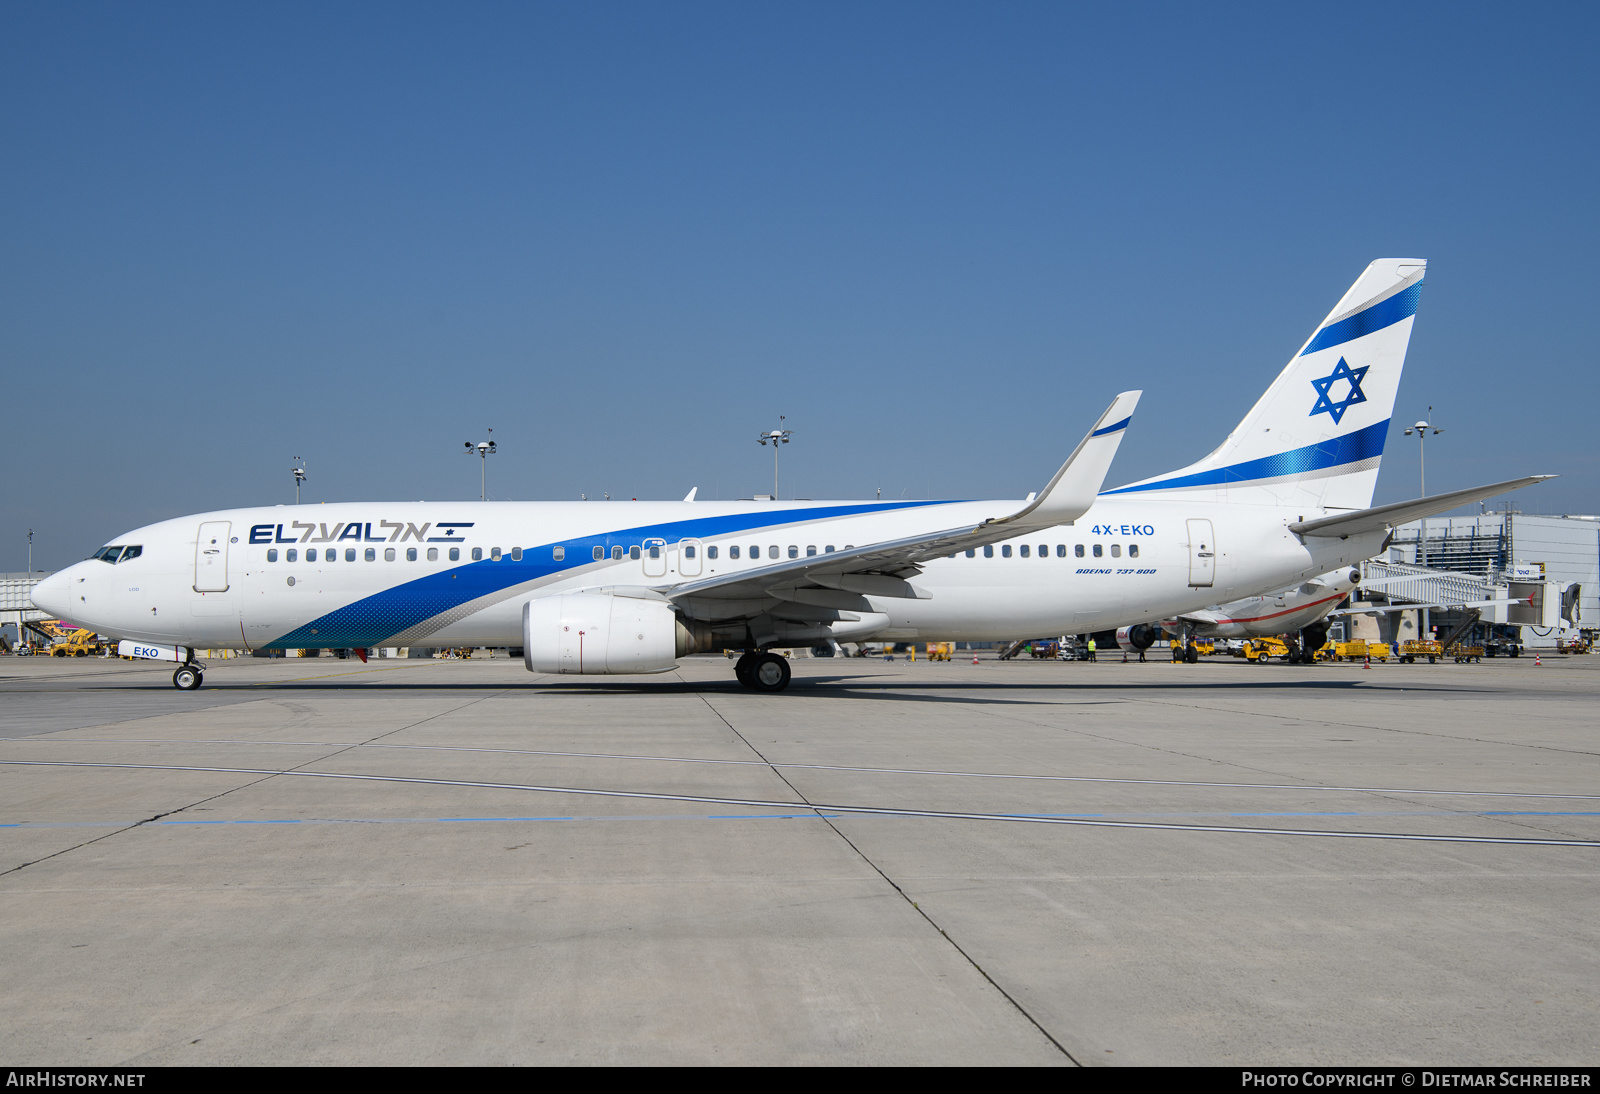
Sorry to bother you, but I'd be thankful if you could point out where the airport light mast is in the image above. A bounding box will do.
[292,458,307,505]
[757,416,793,499]
[465,429,497,501]
[1404,410,1444,639]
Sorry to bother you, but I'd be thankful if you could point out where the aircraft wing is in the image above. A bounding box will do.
[1290,476,1554,539]
[660,391,1141,617]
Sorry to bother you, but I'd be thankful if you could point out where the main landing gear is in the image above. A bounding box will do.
[734,651,792,693]
[172,664,204,690]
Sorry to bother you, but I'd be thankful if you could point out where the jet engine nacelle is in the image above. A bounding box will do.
[523,593,707,675]
[1114,623,1160,653]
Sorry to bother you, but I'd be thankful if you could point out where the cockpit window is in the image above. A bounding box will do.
[120,545,141,562]
[92,546,122,563]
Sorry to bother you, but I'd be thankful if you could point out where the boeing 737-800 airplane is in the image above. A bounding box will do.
[32,259,1550,691]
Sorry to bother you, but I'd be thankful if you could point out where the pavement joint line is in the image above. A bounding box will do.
[684,679,1080,1064]
[1108,692,1600,760]
[0,687,511,880]
[6,735,1598,802]
[965,696,1600,843]
[7,759,1600,848]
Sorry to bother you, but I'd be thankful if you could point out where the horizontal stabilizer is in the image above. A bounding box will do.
[1291,476,1555,539]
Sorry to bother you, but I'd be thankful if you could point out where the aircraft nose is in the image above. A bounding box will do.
[29,568,73,618]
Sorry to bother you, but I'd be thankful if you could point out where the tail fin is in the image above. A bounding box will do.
[1104,258,1425,511]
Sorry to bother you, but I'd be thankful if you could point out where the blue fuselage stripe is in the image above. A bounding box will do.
[1100,418,1389,496]
[1299,282,1422,357]
[267,500,946,649]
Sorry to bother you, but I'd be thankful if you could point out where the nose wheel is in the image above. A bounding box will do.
[173,665,203,690]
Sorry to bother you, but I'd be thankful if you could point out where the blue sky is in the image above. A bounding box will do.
[4,2,1596,570]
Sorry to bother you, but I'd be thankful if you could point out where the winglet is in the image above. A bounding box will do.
[683,487,698,502]
[989,391,1142,529]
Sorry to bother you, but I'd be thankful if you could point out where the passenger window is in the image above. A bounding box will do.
[1111,544,1121,558]
[730,545,740,559]
[629,546,641,561]
[749,545,759,559]
[788,546,798,559]
[406,548,417,562]
[471,548,483,561]
[267,549,278,562]
[966,549,975,558]
[385,548,396,561]
[984,545,994,558]
[346,548,357,562]
[1093,544,1103,558]
[769,546,780,559]
[612,546,623,560]
[684,546,695,559]
[1038,545,1047,557]
[1129,544,1139,558]
[648,546,660,559]
[806,545,816,556]
[287,549,298,562]
[364,548,375,562]
[825,545,835,553]
[708,546,718,559]
[592,545,604,561]
[490,547,502,561]
[307,549,318,562]
[550,546,563,562]
[1075,545,1084,557]
[1002,545,1012,557]
[427,548,438,561]
[511,547,522,561]
[448,547,459,562]
[1019,545,1030,558]
[1056,545,1066,557]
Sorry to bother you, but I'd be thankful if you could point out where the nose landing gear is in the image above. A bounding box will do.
[172,664,203,690]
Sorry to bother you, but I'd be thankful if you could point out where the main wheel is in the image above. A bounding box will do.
[1185,645,1199,664]
[173,665,202,690]
[734,652,758,688]
[748,652,792,693]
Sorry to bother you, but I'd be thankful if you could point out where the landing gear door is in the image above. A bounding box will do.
[194,521,231,592]
[1186,518,1215,588]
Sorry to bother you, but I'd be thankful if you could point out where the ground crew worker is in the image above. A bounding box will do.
[1087,637,1097,662]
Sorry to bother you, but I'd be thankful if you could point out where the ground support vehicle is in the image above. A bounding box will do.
[1400,639,1443,664]
[927,642,954,661]
[1450,644,1485,663]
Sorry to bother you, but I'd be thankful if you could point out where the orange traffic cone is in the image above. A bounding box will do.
[972,655,979,665]
[1364,655,1370,669]
[1535,653,1541,666]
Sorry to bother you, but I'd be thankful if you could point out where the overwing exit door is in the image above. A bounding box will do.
[1186,518,1215,588]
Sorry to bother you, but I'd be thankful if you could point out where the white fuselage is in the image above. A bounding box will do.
[39,496,1386,652]
[1174,570,1361,640]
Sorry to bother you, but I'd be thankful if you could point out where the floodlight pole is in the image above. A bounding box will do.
[292,458,307,505]
[1404,409,1444,640]
[757,416,793,498]
[464,429,496,501]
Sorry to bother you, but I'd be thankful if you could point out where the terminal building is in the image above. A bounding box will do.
[1367,512,1598,651]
